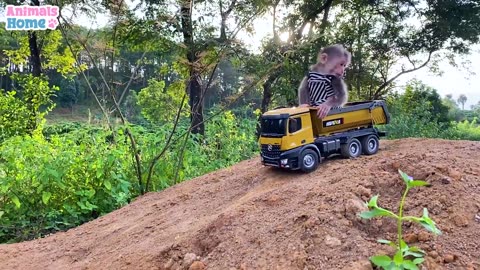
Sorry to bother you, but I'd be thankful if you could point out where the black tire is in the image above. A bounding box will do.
[361,135,379,155]
[299,149,319,173]
[340,138,362,158]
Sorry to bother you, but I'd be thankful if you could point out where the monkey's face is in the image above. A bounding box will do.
[326,56,348,77]
[317,52,349,77]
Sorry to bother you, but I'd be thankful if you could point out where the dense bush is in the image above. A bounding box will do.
[0,74,58,142]
[0,91,30,141]
[452,118,480,141]
[379,90,480,141]
[0,130,134,243]
[0,109,259,243]
[381,95,456,139]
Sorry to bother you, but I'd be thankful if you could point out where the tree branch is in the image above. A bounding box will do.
[116,51,147,106]
[367,62,381,99]
[288,0,334,44]
[56,15,112,128]
[147,63,284,186]
[374,51,433,98]
[220,0,237,41]
[272,0,280,42]
[58,9,145,194]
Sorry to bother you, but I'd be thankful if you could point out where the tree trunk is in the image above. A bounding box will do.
[256,74,277,137]
[188,73,205,135]
[257,0,333,134]
[24,0,42,132]
[29,0,42,77]
[181,0,205,136]
[355,8,362,99]
[28,31,42,77]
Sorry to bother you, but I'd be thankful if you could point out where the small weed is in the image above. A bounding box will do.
[359,169,442,270]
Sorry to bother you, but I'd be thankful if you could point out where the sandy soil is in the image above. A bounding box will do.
[0,138,479,270]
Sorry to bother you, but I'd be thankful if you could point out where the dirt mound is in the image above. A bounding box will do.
[1,138,479,270]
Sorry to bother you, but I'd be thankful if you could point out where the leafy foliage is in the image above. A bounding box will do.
[381,92,452,139]
[2,0,480,251]
[377,79,480,141]
[452,118,480,141]
[0,74,59,141]
[0,130,133,243]
[0,29,82,142]
[381,99,456,140]
[136,79,188,123]
[396,79,450,123]
[0,108,259,243]
[0,91,30,141]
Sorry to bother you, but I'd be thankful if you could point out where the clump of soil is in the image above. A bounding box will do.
[0,138,479,270]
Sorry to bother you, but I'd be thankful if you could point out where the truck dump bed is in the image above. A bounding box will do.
[311,100,390,136]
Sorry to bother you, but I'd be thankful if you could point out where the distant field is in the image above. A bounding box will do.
[46,105,105,124]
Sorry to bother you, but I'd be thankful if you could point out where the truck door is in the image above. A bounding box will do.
[285,115,314,149]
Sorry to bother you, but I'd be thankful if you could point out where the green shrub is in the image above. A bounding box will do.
[0,108,259,243]
[0,131,134,243]
[379,97,454,139]
[380,81,480,141]
[0,91,30,141]
[450,118,480,141]
[0,74,59,142]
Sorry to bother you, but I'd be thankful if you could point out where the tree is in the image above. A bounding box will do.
[457,94,467,110]
[139,0,268,136]
[444,94,457,107]
[0,30,79,138]
[332,1,480,100]
[472,101,480,115]
[0,26,19,92]
[251,0,337,136]
[442,93,464,121]
[0,0,90,132]
[1,0,43,76]
[400,79,451,123]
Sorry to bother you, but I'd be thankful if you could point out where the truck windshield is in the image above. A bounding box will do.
[261,118,286,137]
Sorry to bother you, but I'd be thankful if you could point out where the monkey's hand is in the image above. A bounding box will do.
[315,103,331,119]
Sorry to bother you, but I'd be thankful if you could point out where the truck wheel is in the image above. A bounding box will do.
[299,149,319,173]
[340,138,362,158]
[361,135,379,155]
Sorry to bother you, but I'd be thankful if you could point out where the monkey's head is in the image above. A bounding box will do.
[316,44,351,77]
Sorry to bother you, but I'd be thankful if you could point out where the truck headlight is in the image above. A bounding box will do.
[281,158,288,165]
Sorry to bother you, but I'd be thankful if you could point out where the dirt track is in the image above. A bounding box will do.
[1,138,479,270]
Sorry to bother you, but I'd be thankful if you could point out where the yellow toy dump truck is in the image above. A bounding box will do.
[258,100,391,173]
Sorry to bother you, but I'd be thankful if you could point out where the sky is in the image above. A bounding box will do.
[1,4,479,109]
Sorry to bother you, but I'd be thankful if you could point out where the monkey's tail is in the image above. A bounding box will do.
[330,76,348,107]
[298,76,309,105]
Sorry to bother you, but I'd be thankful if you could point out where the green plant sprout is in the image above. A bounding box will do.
[359,169,442,270]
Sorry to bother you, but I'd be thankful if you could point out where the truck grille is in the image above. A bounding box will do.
[261,144,281,159]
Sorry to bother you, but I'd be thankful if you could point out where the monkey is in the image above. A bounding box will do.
[298,44,351,119]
